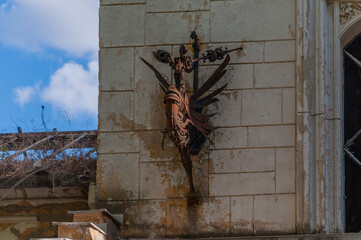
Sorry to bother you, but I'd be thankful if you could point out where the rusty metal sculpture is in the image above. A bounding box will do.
[141,31,242,206]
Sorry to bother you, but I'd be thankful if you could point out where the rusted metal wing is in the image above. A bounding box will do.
[190,54,230,101]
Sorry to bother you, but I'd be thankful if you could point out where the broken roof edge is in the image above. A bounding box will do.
[0,130,97,151]
[0,130,97,137]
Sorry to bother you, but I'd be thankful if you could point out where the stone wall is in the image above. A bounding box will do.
[0,187,88,239]
[97,0,297,237]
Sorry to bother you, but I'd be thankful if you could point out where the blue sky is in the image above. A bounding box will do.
[0,0,99,133]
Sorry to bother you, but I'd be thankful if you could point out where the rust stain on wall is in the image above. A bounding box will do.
[0,198,88,239]
[123,200,167,238]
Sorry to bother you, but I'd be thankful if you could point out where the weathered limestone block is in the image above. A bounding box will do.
[255,62,295,88]
[139,131,180,162]
[166,199,192,237]
[282,88,296,124]
[211,127,248,149]
[1,201,84,226]
[248,125,295,147]
[211,0,295,42]
[276,148,296,193]
[97,132,139,154]
[166,197,230,237]
[0,221,53,239]
[210,172,275,196]
[100,5,145,47]
[98,92,134,131]
[140,161,186,199]
[231,196,253,235]
[242,89,282,125]
[265,40,296,62]
[123,200,167,238]
[254,194,296,234]
[56,223,107,240]
[93,201,124,215]
[127,0,145,3]
[101,0,144,4]
[198,64,254,90]
[134,46,171,130]
[238,42,264,63]
[99,48,134,91]
[100,0,126,5]
[0,187,85,200]
[139,131,209,163]
[97,153,139,200]
[167,197,230,236]
[210,148,275,173]
[146,12,210,45]
[140,160,208,199]
[146,0,210,12]
[195,197,230,235]
[207,90,241,127]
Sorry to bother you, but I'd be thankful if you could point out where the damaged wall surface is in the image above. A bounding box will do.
[96,0,359,238]
[0,185,89,239]
[97,0,296,237]
[0,130,98,239]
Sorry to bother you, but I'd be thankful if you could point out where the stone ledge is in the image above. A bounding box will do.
[127,233,361,240]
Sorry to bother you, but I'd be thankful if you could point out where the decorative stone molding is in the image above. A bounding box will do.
[340,2,361,26]
[296,0,344,234]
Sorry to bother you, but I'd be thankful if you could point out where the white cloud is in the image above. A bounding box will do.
[41,61,98,118]
[6,0,100,118]
[0,0,99,58]
[14,83,40,107]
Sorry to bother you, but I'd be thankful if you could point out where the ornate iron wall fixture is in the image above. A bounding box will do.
[141,31,242,206]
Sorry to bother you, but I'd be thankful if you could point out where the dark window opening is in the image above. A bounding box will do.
[344,33,361,232]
